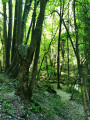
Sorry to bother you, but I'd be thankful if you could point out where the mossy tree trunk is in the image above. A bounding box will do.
[17,0,48,99]
[17,61,29,97]
[28,38,41,98]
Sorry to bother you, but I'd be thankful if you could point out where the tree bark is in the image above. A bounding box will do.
[28,37,41,98]
[57,0,64,89]
[21,0,32,43]
[17,0,23,45]
[25,0,39,44]
[73,0,88,119]
[11,0,19,61]
[6,0,12,70]
[67,1,70,88]
[17,60,29,98]
[17,0,48,98]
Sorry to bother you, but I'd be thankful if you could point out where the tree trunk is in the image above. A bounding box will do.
[57,0,64,89]
[6,0,12,70]
[21,0,32,43]
[17,61,29,98]
[3,3,7,69]
[10,0,22,75]
[67,2,70,88]
[28,38,41,98]
[26,0,39,44]
[17,0,48,99]
[73,0,88,119]
[11,0,19,61]
[17,0,23,45]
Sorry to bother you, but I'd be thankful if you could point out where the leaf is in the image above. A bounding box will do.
[2,0,8,4]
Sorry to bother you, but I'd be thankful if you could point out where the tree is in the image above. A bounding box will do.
[2,1,7,69]
[17,0,48,99]
[5,0,12,70]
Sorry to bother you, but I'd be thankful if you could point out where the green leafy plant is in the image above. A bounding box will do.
[3,101,14,114]
[25,102,41,115]
[30,102,41,113]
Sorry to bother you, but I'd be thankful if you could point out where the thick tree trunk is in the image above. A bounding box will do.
[28,38,41,98]
[10,0,22,75]
[17,0,48,99]
[17,0,23,45]
[17,61,29,98]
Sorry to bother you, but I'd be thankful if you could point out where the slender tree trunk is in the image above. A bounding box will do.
[67,2,70,88]
[21,0,32,43]
[3,3,7,69]
[11,0,19,61]
[57,0,64,89]
[67,37,69,87]
[62,19,76,55]
[81,78,88,120]
[31,0,36,40]
[6,0,12,70]
[37,26,58,77]
[73,0,81,78]
[26,18,32,44]
[26,0,39,44]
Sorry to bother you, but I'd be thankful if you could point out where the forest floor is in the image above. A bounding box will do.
[0,74,85,120]
[55,87,84,120]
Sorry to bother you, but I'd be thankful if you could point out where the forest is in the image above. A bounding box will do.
[0,0,90,120]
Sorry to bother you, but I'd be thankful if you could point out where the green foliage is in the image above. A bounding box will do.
[3,101,14,114]
[30,102,41,113]
[41,91,65,120]
[2,0,8,4]
[3,85,13,92]
[25,102,41,114]
[73,90,83,103]
[41,80,51,87]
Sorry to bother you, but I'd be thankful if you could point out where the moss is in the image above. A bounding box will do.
[18,45,29,60]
